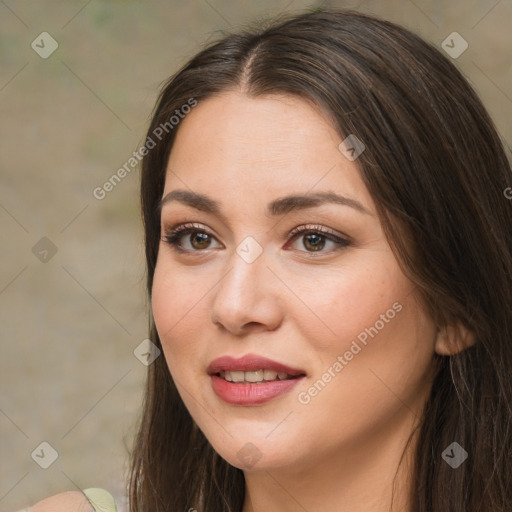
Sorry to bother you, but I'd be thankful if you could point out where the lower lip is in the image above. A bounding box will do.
[210,375,304,405]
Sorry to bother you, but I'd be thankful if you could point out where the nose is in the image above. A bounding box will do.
[210,245,283,335]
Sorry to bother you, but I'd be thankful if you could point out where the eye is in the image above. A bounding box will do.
[162,222,350,255]
[162,223,222,253]
[287,224,350,254]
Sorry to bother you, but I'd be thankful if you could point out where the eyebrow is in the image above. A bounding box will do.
[158,189,371,217]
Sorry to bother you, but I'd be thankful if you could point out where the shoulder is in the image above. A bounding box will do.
[21,490,94,511]
[17,488,116,512]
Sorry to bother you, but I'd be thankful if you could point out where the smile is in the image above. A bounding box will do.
[219,369,298,383]
[207,354,306,405]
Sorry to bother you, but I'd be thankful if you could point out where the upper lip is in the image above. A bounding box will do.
[207,354,306,376]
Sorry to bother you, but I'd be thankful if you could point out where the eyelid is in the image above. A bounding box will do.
[163,221,214,236]
[162,222,222,251]
[161,222,351,254]
[288,224,349,241]
[162,222,347,240]
[285,224,351,255]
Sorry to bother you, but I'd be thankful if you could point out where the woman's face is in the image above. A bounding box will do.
[152,91,438,472]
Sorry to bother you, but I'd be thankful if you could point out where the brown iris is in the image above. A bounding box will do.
[302,233,326,251]
[190,232,211,250]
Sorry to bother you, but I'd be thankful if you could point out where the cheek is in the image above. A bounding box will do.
[291,252,436,408]
[151,260,207,374]
[291,297,436,462]
[345,266,433,371]
[297,288,436,423]
[287,252,412,357]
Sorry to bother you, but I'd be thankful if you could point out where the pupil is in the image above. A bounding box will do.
[305,234,324,251]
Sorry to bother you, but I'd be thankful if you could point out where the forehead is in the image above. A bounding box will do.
[171,92,334,150]
[163,91,373,211]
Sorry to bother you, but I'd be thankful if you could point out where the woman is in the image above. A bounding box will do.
[19,7,512,512]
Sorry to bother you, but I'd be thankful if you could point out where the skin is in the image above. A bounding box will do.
[151,91,472,512]
[22,491,94,511]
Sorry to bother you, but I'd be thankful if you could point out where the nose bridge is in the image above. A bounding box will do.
[211,240,281,332]
[216,242,268,309]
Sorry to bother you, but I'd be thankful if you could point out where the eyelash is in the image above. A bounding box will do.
[162,222,350,256]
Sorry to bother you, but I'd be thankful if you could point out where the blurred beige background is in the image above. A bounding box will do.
[0,1,510,511]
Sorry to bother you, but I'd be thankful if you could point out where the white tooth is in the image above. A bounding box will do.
[223,371,233,382]
[231,371,245,382]
[263,369,278,381]
[277,372,288,380]
[245,370,264,382]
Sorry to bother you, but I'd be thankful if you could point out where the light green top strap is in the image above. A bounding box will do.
[83,488,117,512]
[14,487,116,512]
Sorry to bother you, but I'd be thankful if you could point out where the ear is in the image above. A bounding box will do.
[434,322,476,356]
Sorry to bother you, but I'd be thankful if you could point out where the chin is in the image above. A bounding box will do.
[206,433,298,472]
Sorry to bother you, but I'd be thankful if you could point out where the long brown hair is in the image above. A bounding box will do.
[129,8,512,511]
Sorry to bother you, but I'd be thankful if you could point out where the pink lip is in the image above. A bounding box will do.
[207,354,306,406]
[207,354,305,376]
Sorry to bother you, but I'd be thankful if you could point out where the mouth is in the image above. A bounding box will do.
[207,354,306,405]
[216,369,302,383]
[207,353,306,379]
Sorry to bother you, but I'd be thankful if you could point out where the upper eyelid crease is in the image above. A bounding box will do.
[162,223,350,254]
[162,222,348,241]
[158,189,372,219]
